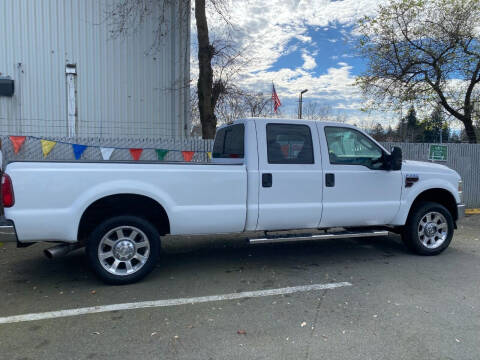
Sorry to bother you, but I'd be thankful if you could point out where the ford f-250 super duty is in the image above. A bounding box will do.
[0,118,465,284]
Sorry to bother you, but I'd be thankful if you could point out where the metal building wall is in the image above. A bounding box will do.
[0,0,190,138]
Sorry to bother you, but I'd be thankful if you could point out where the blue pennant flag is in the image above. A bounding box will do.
[72,144,87,160]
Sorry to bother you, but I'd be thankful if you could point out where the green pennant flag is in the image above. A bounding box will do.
[156,149,169,160]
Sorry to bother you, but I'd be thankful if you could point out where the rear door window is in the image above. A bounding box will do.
[266,124,314,164]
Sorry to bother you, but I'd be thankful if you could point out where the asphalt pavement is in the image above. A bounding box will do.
[0,215,479,360]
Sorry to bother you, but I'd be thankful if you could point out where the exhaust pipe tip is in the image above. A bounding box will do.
[44,244,82,259]
[44,248,54,259]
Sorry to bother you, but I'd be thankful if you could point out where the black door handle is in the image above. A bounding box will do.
[325,173,335,187]
[262,173,272,187]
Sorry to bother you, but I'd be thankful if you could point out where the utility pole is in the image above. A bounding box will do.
[298,89,308,119]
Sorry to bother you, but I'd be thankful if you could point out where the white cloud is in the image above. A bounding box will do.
[197,0,387,74]
[241,63,358,101]
[301,53,317,70]
[295,34,312,43]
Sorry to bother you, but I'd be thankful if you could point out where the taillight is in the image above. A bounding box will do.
[2,173,14,208]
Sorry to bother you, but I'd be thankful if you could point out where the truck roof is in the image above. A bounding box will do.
[227,117,354,128]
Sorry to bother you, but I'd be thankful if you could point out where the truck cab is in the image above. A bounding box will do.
[213,118,462,231]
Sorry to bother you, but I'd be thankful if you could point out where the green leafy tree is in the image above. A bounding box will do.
[405,106,421,142]
[419,106,450,143]
[356,0,480,143]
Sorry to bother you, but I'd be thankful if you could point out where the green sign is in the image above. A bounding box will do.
[429,144,448,161]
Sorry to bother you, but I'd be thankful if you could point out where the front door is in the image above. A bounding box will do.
[256,121,323,231]
[318,125,402,228]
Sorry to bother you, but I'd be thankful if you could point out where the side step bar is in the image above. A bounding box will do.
[248,230,389,245]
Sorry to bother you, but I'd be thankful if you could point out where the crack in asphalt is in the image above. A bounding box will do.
[304,289,328,360]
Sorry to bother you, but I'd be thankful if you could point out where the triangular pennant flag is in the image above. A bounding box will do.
[156,149,169,161]
[72,144,87,160]
[129,148,143,161]
[40,140,57,158]
[100,147,114,160]
[9,136,26,154]
[182,151,195,162]
[207,151,212,160]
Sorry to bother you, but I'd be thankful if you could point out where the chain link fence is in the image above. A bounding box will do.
[1,136,214,163]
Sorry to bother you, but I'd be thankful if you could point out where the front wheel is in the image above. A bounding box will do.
[86,216,160,284]
[402,201,454,255]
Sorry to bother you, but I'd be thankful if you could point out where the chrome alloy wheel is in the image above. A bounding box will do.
[98,226,151,276]
[418,212,448,249]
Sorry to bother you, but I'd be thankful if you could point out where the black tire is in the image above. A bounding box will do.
[86,216,160,285]
[401,201,454,255]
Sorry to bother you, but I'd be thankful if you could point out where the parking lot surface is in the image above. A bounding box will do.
[0,215,479,360]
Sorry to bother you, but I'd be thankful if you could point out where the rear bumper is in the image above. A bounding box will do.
[0,218,17,243]
[457,204,466,221]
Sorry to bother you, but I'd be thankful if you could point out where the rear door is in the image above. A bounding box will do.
[256,121,323,231]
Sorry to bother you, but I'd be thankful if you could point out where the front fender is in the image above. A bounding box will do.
[391,178,459,226]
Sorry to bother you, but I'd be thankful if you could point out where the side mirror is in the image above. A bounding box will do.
[389,146,402,170]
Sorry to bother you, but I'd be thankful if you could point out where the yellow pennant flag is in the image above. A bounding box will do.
[41,140,57,158]
[207,152,212,160]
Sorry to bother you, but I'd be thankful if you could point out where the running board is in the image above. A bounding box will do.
[248,230,389,245]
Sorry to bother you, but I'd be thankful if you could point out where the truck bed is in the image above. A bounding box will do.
[5,161,247,242]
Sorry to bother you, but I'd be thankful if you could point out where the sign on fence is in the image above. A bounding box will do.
[429,144,448,161]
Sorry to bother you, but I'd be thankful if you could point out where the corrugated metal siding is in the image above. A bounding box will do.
[382,142,480,208]
[0,0,190,138]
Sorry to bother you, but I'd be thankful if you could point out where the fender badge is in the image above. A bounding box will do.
[405,174,419,188]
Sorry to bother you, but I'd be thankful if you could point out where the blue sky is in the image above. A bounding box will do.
[271,25,365,75]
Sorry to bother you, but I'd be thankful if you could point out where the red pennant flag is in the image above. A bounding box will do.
[182,151,195,162]
[129,148,143,161]
[9,136,26,154]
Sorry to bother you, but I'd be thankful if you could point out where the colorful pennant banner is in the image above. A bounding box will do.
[100,147,115,160]
[7,136,211,162]
[182,151,195,162]
[129,148,143,161]
[41,140,57,158]
[156,149,169,161]
[9,136,26,154]
[72,144,87,160]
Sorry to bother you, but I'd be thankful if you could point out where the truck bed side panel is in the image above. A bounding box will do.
[5,162,247,242]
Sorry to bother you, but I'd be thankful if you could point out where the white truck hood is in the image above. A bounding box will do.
[402,160,458,176]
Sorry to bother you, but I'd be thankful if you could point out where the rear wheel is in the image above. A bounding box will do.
[402,201,454,255]
[86,216,160,284]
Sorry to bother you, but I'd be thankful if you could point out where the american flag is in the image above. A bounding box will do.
[272,83,281,113]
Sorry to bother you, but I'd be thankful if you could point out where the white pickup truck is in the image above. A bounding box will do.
[0,118,465,284]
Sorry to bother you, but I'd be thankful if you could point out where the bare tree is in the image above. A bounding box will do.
[302,102,333,121]
[214,88,271,125]
[108,0,244,139]
[356,0,480,143]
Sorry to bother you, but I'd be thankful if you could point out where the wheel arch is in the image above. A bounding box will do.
[408,188,458,222]
[77,193,171,242]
